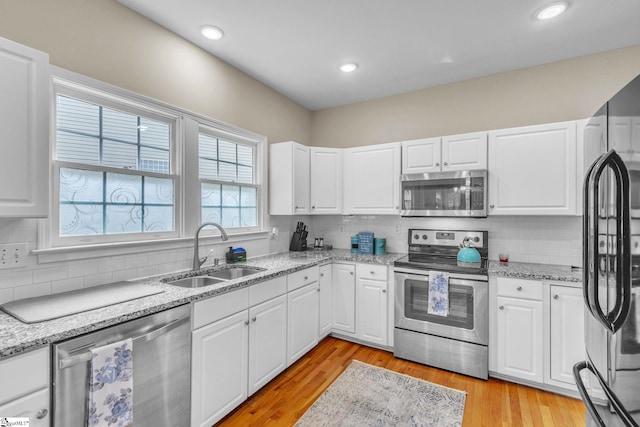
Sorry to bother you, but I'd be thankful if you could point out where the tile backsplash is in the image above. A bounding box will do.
[0,214,581,304]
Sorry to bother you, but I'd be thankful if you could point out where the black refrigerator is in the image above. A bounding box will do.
[575,74,640,426]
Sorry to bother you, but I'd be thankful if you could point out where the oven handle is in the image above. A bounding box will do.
[394,270,488,287]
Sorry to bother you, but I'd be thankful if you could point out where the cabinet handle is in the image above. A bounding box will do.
[320,273,324,277]
[317,288,321,292]
[382,289,387,293]
[443,162,448,166]
[252,317,257,322]
[517,286,522,291]
[499,305,504,310]
[304,276,308,280]
[490,204,495,208]
[350,271,354,275]
[435,162,440,166]
[395,205,399,209]
[244,320,249,326]
[370,271,375,275]
[312,206,316,209]
[553,294,559,299]
[36,409,48,419]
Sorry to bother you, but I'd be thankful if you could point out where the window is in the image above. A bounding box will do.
[51,86,179,246]
[44,71,266,252]
[198,131,259,230]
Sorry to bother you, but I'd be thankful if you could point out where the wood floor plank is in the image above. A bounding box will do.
[215,337,586,426]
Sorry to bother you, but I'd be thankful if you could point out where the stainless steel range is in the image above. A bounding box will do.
[394,228,489,379]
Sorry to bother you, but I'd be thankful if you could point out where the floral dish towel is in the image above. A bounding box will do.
[88,338,133,427]
[428,271,449,317]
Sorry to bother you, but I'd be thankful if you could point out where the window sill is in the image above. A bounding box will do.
[33,230,269,264]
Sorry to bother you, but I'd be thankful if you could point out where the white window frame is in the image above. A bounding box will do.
[37,67,267,255]
[197,123,261,234]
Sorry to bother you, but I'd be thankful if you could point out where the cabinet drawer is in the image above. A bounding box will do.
[0,347,49,405]
[356,264,387,281]
[192,287,249,329]
[249,276,287,307]
[287,266,319,292]
[496,277,543,301]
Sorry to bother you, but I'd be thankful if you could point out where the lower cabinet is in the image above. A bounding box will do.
[191,277,288,427]
[318,263,333,338]
[332,263,356,333]
[0,346,50,426]
[548,284,584,386]
[356,265,388,346]
[287,282,319,366]
[490,276,584,395]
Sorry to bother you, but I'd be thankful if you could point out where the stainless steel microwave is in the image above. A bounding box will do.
[400,170,487,217]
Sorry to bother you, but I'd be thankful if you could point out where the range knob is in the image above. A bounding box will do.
[413,234,419,240]
[422,235,428,240]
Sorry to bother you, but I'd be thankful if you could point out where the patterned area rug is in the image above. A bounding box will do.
[295,360,466,427]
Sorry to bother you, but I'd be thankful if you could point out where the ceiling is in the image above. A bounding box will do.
[117,0,640,111]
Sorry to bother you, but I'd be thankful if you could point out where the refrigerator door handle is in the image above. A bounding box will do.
[573,361,640,427]
[583,149,632,334]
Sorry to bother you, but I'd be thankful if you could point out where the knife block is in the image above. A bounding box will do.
[289,232,307,251]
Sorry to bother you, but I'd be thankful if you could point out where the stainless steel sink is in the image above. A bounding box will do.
[166,276,227,288]
[207,267,265,280]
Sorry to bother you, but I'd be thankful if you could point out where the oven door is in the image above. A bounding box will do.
[394,269,488,345]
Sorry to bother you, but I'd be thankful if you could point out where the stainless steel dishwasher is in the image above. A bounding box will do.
[52,304,191,426]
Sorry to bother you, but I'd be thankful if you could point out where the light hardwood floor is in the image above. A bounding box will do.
[216,336,586,426]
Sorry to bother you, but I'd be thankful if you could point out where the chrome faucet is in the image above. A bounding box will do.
[193,222,229,271]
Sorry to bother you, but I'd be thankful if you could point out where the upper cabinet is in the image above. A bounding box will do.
[488,121,577,215]
[0,37,50,217]
[310,147,342,214]
[401,132,487,174]
[269,141,310,215]
[343,142,401,215]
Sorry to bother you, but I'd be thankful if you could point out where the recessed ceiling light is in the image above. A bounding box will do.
[339,62,358,73]
[200,25,224,40]
[536,2,569,20]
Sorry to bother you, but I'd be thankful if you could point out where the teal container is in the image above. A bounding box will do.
[374,238,386,255]
[351,236,359,253]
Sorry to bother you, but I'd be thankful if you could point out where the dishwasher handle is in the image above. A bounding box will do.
[59,316,188,370]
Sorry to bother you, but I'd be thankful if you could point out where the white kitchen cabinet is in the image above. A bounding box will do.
[401,132,487,174]
[310,147,343,214]
[495,278,544,383]
[248,294,287,396]
[343,142,401,215]
[548,284,584,387]
[0,37,49,217]
[191,309,249,427]
[609,116,640,162]
[0,347,50,426]
[488,121,577,215]
[269,141,310,215]
[356,264,388,346]
[287,282,319,366]
[332,263,356,334]
[318,263,333,338]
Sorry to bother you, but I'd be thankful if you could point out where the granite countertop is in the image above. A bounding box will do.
[488,260,582,283]
[0,249,404,359]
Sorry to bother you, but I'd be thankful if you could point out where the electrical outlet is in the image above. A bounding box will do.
[0,243,28,269]
[395,225,401,234]
[339,225,345,235]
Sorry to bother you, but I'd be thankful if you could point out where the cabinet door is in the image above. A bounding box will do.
[343,142,401,214]
[401,137,441,174]
[269,141,310,215]
[356,277,388,346]
[0,388,49,426]
[310,147,342,214]
[248,295,287,396]
[442,132,487,171]
[318,264,333,338]
[549,285,584,386]
[0,37,49,217]
[496,296,543,382]
[293,143,311,214]
[191,310,249,427]
[287,282,319,366]
[332,263,356,334]
[488,121,577,215]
